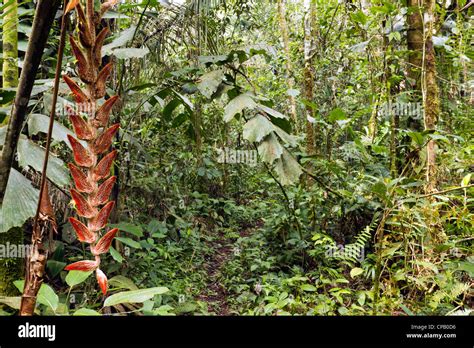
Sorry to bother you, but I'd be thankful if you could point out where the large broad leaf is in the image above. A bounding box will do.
[65,270,93,288]
[257,104,288,119]
[13,280,59,312]
[28,113,76,149]
[17,137,70,187]
[273,126,298,147]
[112,47,150,59]
[104,287,169,307]
[223,93,257,122]
[258,133,283,164]
[197,69,224,99]
[0,169,39,233]
[103,26,137,55]
[73,308,101,316]
[274,149,303,186]
[243,115,274,143]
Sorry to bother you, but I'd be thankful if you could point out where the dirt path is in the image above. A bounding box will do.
[197,231,233,315]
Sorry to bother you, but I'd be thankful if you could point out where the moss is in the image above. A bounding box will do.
[0,227,23,295]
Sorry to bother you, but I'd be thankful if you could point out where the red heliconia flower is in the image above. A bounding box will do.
[69,217,97,243]
[93,27,109,67]
[71,189,98,218]
[92,228,119,255]
[68,163,95,193]
[94,95,119,127]
[92,123,120,154]
[90,176,116,206]
[96,268,108,295]
[63,75,89,103]
[95,62,113,98]
[65,259,99,271]
[70,36,94,83]
[92,150,117,181]
[68,107,95,140]
[67,135,96,167]
[88,201,115,232]
[64,1,120,297]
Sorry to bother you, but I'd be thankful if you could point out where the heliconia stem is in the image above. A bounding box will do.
[64,0,120,296]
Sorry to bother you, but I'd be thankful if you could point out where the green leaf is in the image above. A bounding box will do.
[104,287,169,307]
[328,108,346,122]
[108,275,139,291]
[109,246,124,263]
[257,104,288,119]
[350,267,364,278]
[223,93,257,122]
[197,69,224,99]
[243,115,274,143]
[115,237,142,249]
[300,284,317,292]
[73,308,101,316]
[103,26,137,54]
[112,47,150,59]
[258,133,283,164]
[0,296,21,310]
[0,169,39,233]
[28,113,77,149]
[46,260,67,278]
[274,149,303,186]
[17,137,70,187]
[13,280,58,312]
[109,222,143,237]
[461,173,471,187]
[65,270,93,287]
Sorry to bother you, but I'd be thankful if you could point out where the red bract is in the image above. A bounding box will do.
[69,111,95,140]
[90,176,116,206]
[63,1,120,298]
[69,217,96,243]
[92,228,119,255]
[94,96,119,127]
[89,201,114,232]
[65,260,98,271]
[68,163,95,193]
[96,268,108,295]
[67,134,95,167]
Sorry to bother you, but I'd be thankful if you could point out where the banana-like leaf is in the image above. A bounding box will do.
[258,133,283,164]
[17,137,70,187]
[274,148,303,186]
[223,93,257,123]
[243,114,274,143]
[197,69,224,99]
[0,168,39,232]
[28,113,76,149]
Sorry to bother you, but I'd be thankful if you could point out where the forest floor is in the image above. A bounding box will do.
[197,225,257,315]
[197,230,232,315]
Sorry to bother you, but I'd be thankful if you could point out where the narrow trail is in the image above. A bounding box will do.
[197,225,259,315]
[197,230,233,315]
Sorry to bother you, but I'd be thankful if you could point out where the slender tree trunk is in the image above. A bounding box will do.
[407,0,424,131]
[0,0,60,205]
[303,0,316,158]
[2,0,18,108]
[277,0,297,123]
[422,0,439,194]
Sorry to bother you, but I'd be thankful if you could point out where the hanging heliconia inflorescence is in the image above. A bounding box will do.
[63,0,120,295]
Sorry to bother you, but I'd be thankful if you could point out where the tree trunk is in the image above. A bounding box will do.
[407,0,423,131]
[0,0,60,205]
[423,0,439,194]
[303,0,316,158]
[277,0,297,123]
[2,0,18,97]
